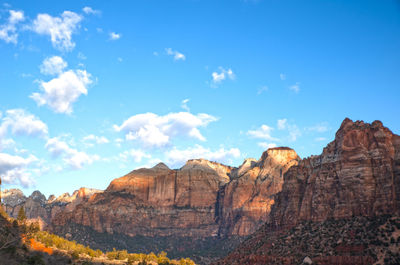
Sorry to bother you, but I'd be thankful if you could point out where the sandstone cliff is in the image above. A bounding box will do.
[48,148,299,264]
[269,118,400,228]
[216,118,400,265]
[52,149,299,239]
[217,147,299,236]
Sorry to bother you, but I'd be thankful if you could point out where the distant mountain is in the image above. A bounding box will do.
[216,118,400,265]
[1,187,102,228]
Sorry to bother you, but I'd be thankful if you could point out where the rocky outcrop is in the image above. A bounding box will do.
[217,147,299,236]
[1,187,102,227]
[269,118,400,228]
[216,118,400,264]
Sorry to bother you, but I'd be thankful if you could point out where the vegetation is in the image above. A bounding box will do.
[0,208,196,264]
[17,206,27,222]
[31,229,195,264]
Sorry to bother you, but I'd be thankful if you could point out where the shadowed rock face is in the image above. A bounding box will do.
[51,149,300,239]
[269,118,400,228]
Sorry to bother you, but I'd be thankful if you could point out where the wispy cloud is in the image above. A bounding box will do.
[165,48,186,61]
[290,82,300,93]
[45,137,99,169]
[280,73,286,80]
[257,86,268,95]
[109,32,121,40]
[0,10,25,44]
[82,6,101,16]
[31,11,82,51]
[83,134,109,146]
[211,67,235,86]
[181,99,190,111]
[247,125,278,141]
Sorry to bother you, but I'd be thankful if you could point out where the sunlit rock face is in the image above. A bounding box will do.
[216,118,400,265]
[51,149,300,239]
[218,147,300,236]
[269,118,400,228]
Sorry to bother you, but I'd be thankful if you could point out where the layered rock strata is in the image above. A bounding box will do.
[52,150,299,238]
[217,118,400,264]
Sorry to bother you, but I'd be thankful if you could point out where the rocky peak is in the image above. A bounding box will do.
[75,187,102,199]
[181,159,233,184]
[28,190,46,205]
[1,189,27,207]
[260,147,299,165]
[152,162,170,170]
[47,195,56,202]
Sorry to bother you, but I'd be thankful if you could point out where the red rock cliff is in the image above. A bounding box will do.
[269,118,400,228]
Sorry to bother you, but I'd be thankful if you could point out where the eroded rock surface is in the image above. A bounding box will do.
[216,118,400,265]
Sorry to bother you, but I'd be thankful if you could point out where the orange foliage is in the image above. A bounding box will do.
[23,236,53,255]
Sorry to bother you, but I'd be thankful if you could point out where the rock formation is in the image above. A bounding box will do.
[52,149,299,238]
[216,118,400,264]
[48,148,299,263]
[217,147,299,236]
[270,118,400,228]
[1,187,102,227]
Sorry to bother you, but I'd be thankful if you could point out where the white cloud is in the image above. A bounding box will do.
[247,125,278,141]
[166,144,241,168]
[0,10,25,44]
[40,56,68,75]
[0,153,37,187]
[45,137,98,169]
[114,112,218,148]
[82,6,101,15]
[290,82,300,93]
[165,48,186,61]
[109,32,121,40]
[315,137,327,142]
[181,99,190,111]
[31,11,82,51]
[119,149,151,163]
[0,109,48,139]
[257,86,268,95]
[258,142,277,149]
[31,60,92,114]
[280,73,286,80]
[83,134,109,146]
[277,118,287,130]
[211,67,235,86]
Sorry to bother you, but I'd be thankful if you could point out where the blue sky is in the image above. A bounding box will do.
[0,0,399,197]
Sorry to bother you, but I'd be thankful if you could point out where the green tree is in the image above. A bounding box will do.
[17,206,26,222]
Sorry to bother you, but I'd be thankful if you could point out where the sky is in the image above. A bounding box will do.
[0,0,399,197]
